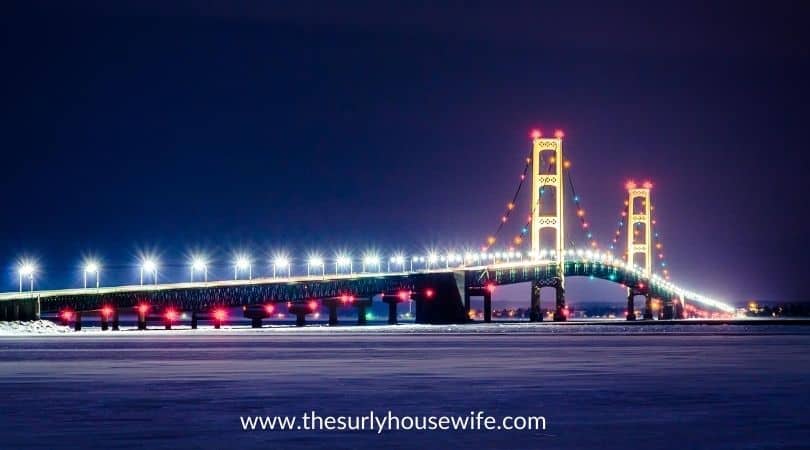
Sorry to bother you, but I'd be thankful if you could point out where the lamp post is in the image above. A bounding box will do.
[140,259,158,285]
[83,261,100,289]
[235,256,252,280]
[18,262,35,293]
[191,257,208,282]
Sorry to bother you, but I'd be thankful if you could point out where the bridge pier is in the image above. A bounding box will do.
[191,311,198,329]
[627,292,637,321]
[643,295,654,320]
[112,309,120,330]
[243,304,272,328]
[553,284,567,322]
[288,302,317,327]
[661,299,674,320]
[74,311,82,331]
[322,298,341,326]
[529,282,542,322]
[137,309,147,330]
[354,299,372,325]
[483,291,492,323]
[100,311,109,331]
[382,293,408,325]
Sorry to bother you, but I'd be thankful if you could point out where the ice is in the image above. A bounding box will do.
[0,320,71,335]
[1,324,809,449]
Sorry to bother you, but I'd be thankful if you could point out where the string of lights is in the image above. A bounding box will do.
[565,165,598,249]
[485,151,533,249]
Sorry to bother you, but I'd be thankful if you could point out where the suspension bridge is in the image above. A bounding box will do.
[0,130,734,328]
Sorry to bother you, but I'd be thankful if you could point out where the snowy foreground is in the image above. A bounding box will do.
[1,322,809,449]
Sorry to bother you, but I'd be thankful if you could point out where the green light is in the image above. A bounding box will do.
[365,312,374,321]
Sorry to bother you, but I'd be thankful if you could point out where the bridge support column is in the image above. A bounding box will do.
[322,298,340,326]
[626,292,637,321]
[250,318,262,328]
[243,304,270,329]
[483,291,492,323]
[530,282,542,322]
[137,309,147,330]
[553,284,567,322]
[643,294,653,320]
[112,309,120,331]
[100,312,109,331]
[74,311,82,331]
[382,294,407,325]
[191,311,198,329]
[661,299,674,320]
[288,303,314,327]
[464,291,471,315]
[353,298,372,325]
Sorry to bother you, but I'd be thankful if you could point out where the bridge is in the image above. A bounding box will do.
[0,130,734,328]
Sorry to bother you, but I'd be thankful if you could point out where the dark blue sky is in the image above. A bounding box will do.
[2,1,808,304]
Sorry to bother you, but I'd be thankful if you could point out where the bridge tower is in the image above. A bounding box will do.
[626,181,653,320]
[530,130,566,321]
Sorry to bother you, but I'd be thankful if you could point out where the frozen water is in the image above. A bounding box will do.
[1,323,808,449]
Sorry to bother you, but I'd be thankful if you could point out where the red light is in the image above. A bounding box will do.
[60,309,74,321]
[638,283,645,289]
[643,181,653,189]
[625,180,637,190]
[137,303,150,314]
[213,309,227,321]
[264,304,274,314]
[554,129,565,139]
[101,306,113,318]
[530,129,542,139]
[486,283,496,293]
[308,300,318,311]
[398,290,409,301]
[164,308,177,321]
[425,288,434,298]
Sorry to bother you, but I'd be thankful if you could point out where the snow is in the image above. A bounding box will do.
[0,320,71,335]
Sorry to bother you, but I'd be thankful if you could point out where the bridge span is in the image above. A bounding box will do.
[0,250,733,328]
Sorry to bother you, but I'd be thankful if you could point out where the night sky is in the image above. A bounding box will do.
[2,1,808,305]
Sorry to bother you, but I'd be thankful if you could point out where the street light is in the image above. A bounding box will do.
[140,258,158,285]
[190,256,208,282]
[426,252,438,269]
[18,262,36,293]
[83,260,100,289]
[362,253,380,273]
[335,254,352,275]
[272,255,290,278]
[307,255,325,277]
[389,254,405,272]
[234,255,252,280]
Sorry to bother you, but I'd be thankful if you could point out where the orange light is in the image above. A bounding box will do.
[577,209,585,217]
[530,129,542,139]
[507,202,515,210]
[563,160,571,168]
[548,156,556,164]
[513,236,523,245]
[487,236,496,245]
[554,129,564,139]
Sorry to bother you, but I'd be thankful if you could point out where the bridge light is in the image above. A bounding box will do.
[554,129,564,139]
[264,304,275,314]
[531,129,542,139]
[140,258,158,285]
[190,255,208,282]
[213,308,227,321]
[234,255,252,280]
[60,309,74,321]
[335,254,352,275]
[486,283,496,293]
[307,255,325,277]
[425,288,434,298]
[272,255,291,278]
[137,303,150,315]
[398,290,409,301]
[625,180,637,190]
[101,306,113,318]
[17,260,37,293]
[308,300,318,311]
[643,181,653,189]
[164,308,178,321]
[363,254,380,272]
